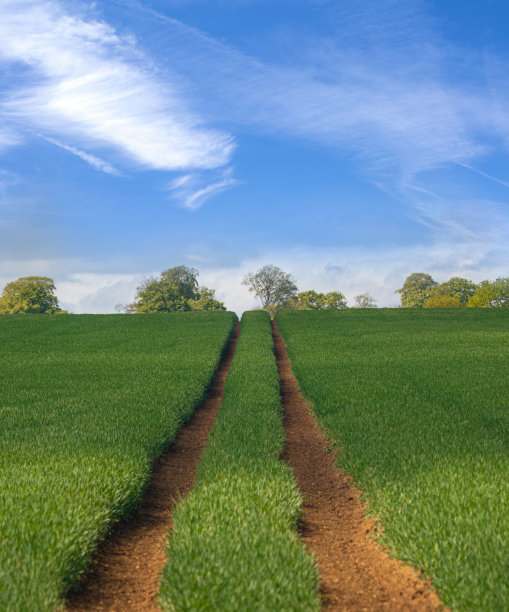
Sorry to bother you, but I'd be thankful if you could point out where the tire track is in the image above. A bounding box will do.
[272,321,444,611]
[65,321,240,612]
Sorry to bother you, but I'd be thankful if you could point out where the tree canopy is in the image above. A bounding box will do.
[291,290,348,310]
[242,265,298,311]
[396,273,437,308]
[396,273,509,308]
[0,276,64,314]
[126,266,225,313]
[427,277,478,305]
[467,278,509,307]
[423,294,461,308]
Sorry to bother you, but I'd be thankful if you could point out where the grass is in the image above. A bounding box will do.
[0,312,236,612]
[159,310,320,612]
[276,308,509,612]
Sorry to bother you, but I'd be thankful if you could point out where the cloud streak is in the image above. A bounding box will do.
[133,2,484,172]
[130,0,509,221]
[0,0,233,172]
[42,135,123,176]
[167,167,241,210]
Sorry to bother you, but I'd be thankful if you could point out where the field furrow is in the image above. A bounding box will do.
[0,312,236,612]
[158,310,320,611]
[276,308,509,612]
[66,321,240,611]
[273,320,443,611]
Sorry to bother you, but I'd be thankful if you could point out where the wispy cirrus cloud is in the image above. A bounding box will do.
[0,0,234,173]
[130,0,509,208]
[41,135,123,176]
[167,167,241,210]
[0,128,21,153]
[132,2,482,169]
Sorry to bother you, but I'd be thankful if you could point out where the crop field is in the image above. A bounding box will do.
[159,310,319,611]
[0,312,236,612]
[276,308,509,611]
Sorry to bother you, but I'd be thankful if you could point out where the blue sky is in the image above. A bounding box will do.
[1,0,509,313]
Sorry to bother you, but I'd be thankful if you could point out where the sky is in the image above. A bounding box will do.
[1,0,509,313]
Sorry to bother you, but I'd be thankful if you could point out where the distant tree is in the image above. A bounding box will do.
[292,290,323,310]
[321,291,348,309]
[290,290,348,310]
[242,265,297,312]
[428,277,478,305]
[159,265,199,300]
[467,278,509,307]
[0,276,64,314]
[353,293,377,308]
[126,266,225,312]
[396,273,437,308]
[423,295,462,308]
[188,287,226,311]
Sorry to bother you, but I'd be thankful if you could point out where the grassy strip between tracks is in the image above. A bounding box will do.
[159,310,320,612]
[0,312,236,612]
[276,308,509,612]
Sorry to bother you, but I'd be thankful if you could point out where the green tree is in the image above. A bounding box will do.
[467,278,509,307]
[242,265,298,312]
[189,287,226,311]
[321,291,348,309]
[396,273,437,308]
[428,277,478,304]
[353,293,377,308]
[291,290,348,310]
[160,265,199,300]
[127,266,225,312]
[423,294,462,308]
[0,276,64,314]
[293,290,323,310]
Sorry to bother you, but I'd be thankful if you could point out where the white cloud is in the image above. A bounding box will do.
[42,136,122,176]
[56,273,141,313]
[0,128,21,152]
[166,166,241,210]
[2,208,508,316]
[0,0,233,172]
[135,4,480,172]
[131,0,509,213]
[200,237,509,315]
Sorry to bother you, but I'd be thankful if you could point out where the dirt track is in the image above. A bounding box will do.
[66,319,445,611]
[272,321,444,611]
[65,322,240,612]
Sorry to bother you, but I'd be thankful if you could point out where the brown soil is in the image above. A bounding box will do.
[272,321,445,612]
[65,322,240,612]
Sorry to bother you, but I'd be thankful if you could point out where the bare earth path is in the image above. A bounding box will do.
[272,321,444,611]
[65,322,240,612]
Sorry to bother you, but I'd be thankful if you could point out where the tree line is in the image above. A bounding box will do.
[0,266,508,314]
[396,272,509,308]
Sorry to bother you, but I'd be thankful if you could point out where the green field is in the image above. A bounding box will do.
[276,308,509,611]
[159,310,319,611]
[0,312,236,612]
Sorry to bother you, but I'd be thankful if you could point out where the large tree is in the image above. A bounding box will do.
[396,273,437,308]
[467,278,509,307]
[427,277,478,305]
[242,265,297,311]
[0,276,64,314]
[126,266,225,313]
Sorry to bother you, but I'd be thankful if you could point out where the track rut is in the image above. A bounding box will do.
[272,321,444,611]
[65,322,240,612]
